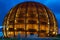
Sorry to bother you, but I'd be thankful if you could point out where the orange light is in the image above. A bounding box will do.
[14,28,16,30]
[8,32,10,34]
[27,14,28,16]
[48,22,49,24]
[53,32,55,34]
[11,32,13,34]
[7,28,8,30]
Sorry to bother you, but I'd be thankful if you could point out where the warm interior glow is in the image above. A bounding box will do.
[53,32,55,34]
[14,28,16,30]
[7,28,8,30]
[8,32,10,34]
[3,2,58,37]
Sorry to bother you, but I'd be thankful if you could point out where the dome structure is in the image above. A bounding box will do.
[3,2,58,37]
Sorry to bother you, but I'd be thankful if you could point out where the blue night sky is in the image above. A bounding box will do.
[0,0,60,37]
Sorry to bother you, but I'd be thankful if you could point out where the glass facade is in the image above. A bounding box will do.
[3,2,58,37]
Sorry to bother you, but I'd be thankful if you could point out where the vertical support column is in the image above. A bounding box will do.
[44,7,50,37]
[50,11,57,36]
[13,6,19,37]
[35,4,40,37]
[6,19,8,37]
[25,3,28,37]
[6,13,10,37]
[5,25,7,37]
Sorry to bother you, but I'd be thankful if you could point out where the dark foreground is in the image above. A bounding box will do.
[0,37,60,40]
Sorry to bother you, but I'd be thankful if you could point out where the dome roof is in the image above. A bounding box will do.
[3,2,58,37]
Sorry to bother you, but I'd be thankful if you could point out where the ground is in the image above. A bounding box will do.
[0,37,60,40]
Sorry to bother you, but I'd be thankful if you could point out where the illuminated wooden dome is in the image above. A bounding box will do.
[3,2,58,37]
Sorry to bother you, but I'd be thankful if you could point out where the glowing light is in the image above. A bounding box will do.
[36,14,38,17]
[53,32,55,34]
[7,28,8,30]
[7,21,9,24]
[14,28,16,30]
[37,21,39,23]
[11,32,13,34]
[16,15,18,17]
[8,32,10,34]
[47,15,48,18]
[48,22,49,24]
[27,14,28,16]
[15,20,17,23]
[3,2,58,37]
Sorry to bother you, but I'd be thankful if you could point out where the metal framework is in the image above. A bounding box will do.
[3,2,58,38]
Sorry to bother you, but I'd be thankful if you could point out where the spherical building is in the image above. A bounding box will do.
[3,2,58,38]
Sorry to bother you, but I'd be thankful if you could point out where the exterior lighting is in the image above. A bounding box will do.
[8,32,10,34]
[7,28,8,30]
[53,32,55,34]
[14,28,16,30]
[3,2,58,38]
